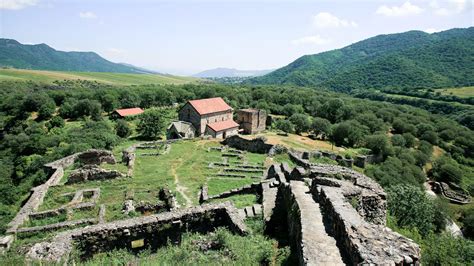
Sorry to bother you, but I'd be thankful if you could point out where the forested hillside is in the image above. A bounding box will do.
[0,39,155,73]
[248,27,474,91]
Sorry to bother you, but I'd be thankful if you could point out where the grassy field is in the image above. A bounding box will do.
[35,139,268,228]
[0,68,199,85]
[438,86,474,98]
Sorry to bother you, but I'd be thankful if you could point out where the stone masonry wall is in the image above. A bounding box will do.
[222,135,273,154]
[27,202,246,262]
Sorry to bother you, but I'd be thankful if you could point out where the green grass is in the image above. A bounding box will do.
[0,68,199,85]
[438,86,474,98]
[210,194,258,208]
[36,140,266,227]
[74,226,290,265]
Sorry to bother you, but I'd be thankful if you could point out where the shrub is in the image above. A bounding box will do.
[116,120,132,138]
[387,185,435,236]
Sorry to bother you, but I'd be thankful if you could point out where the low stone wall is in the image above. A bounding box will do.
[222,135,273,154]
[313,183,420,264]
[27,202,246,262]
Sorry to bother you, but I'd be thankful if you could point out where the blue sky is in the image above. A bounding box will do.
[1,0,473,75]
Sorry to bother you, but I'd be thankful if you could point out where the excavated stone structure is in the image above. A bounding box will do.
[27,202,246,262]
[5,149,117,241]
[67,165,125,184]
[266,160,420,265]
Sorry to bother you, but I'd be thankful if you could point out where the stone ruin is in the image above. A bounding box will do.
[3,149,118,249]
[67,165,125,184]
[4,138,421,264]
[27,202,246,262]
[263,154,421,264]
[222,135,274,154]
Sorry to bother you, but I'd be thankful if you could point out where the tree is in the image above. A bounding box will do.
[329,120,367,147]
[402,133,416,148]
[420,131,438,145]
[48,116,65,129]
[116,119,132,138]
[275,119,294,134]
[318,99,348,123]
[461,207,474,239]
[432,157,462,184]
[391,134,406,147]
[311,117,331,139]
[37,100,56,121]
[387,184,435,236]
[289,113,310,134]
[136,109,165,140]
[365,134,392,157]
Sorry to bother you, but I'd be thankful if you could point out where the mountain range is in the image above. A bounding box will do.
[193,67,273,78]
[0,39,156,74]
[248,27,474,92]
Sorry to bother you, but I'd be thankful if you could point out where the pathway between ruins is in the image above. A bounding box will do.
[290,181,345,265]
[171,159,192,207]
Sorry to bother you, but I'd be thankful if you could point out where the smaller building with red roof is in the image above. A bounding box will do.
[177,97,238,138]
[111,107,144,119]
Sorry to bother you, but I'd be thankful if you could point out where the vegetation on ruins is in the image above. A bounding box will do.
[0,78,473,263]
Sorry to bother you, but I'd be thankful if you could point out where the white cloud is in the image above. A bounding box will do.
[430,0,470,16]
[291,35,332,46]
[79,11,97,19]
[424,28,440,33]
[0,0,38,10]
[312,12,357,28]
[376,1,424,16]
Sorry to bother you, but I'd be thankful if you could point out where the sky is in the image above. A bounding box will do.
[0,0,473,75]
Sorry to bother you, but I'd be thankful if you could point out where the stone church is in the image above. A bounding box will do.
[178,97,239,138]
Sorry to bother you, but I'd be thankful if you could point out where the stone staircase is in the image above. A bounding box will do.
[289,181,345,265]
[238,204,262,218]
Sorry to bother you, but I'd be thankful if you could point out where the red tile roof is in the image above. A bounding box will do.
[115,108,144,117]
[187,97,232,115]
[207,120,239,132]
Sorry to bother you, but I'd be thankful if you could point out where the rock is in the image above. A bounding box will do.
[122,200,135,214]
[0,235,14,253]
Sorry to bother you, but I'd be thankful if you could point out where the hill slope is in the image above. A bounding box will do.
[194,67,273,78]
[0,68,198,85]
[248,27,474,91]
[0,39,155,73]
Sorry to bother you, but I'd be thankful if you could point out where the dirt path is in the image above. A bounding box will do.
[171,159,193,207]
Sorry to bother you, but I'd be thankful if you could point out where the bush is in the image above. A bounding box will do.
[421,233,474,265]
[48,116,65,129]
[387,184,435,236]
[116,120,132,138]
